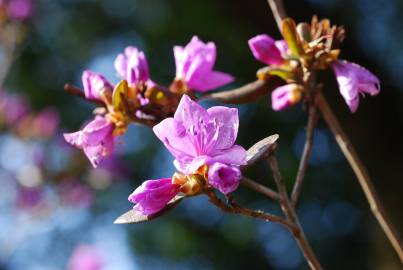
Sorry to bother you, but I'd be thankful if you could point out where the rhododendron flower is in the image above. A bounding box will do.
[2,0,32,21]
[154,94,246,178]
[271,84,303,111]
[64,117,114,167]
[33,108,60,138]
[82,70,113,101]
[68,244,104,270]
[128,178,180,215]
[114,46,150,85]
[332,60,380,113]
[174,36,234,92]
[208,162,241,194]
[248,34,287,65]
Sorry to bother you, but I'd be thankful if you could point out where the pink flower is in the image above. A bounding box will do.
[128,178,180,215]
[248,34,287,65]
[67,244,104,270]
[82,70,113,101]
[271,84,302,111]
[33,108,59,138]
[5,0,32,21]
[332,60,380,113]
[208,162,241,194]
[63,117,114,168]
[114,46,150,85]
[174,36,234,92]
[153,95,246,175]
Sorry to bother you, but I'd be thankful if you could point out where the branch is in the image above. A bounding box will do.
[64,83,105,107]
[267,153,323,270]
[241,176,280,201]
[267,0,288,32]
[316,92,403,262]
[200,77,283,104]
[291,104,318,206]
[206,189,296,230]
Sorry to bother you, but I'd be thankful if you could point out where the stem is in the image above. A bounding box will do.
[241,176,280,201]
[316,92,403,262]
[267,0,287,31]
[206,189,296,230]
[267,154,323,270]
[291,104,318,206]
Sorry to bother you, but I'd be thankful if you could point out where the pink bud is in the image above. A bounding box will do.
[271,84,303,111]
[128,178,180,215]
[208,162,241,194]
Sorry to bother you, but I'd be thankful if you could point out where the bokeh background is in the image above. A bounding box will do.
[1,0,402,269]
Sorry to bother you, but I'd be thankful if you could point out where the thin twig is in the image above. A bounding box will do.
[206,189,296,230]
[266,0,287,31]
[316,92,403,262]
[241,176,280,201]
[64,83,105,107]
[267,154,323,270]
[291,104,318,206]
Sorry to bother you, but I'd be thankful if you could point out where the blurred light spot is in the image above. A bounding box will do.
[87,169,112,190]
[16,165,43,188]
[322,201,360,236]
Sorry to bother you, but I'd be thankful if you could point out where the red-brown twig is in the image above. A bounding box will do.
[316,92,403,262]
[291,104,318,206]
[241,176,280,202]
[267,154,323,270]
[206,189,296,230]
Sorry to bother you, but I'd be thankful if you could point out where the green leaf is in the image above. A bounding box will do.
[112,80,129,110]
[282,18,304,57]
[113,195,185,224]
[258,67,295,81]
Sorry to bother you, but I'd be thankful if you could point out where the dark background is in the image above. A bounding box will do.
[1,0,402,269]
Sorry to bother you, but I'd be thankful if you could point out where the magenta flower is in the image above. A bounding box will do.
[332,60,380,113]
[248,34,287,65]
[82,70,113,101]
[33,108,59,138]
[174,36,234,92]
[154,94,246,175]
[208,162,241,194]
[128,178,180,215]
[4,0,32,21]
[63,117,114,168]
[271,84,302,111]
[67,244,104,270]
[114,46,150,85]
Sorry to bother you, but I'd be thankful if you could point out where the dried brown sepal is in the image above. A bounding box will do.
[113,195,185,224]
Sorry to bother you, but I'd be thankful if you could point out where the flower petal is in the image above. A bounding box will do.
[206,106,239,149]
[248,34,283,65]
[187,70,234,92]
[212,145,247,166]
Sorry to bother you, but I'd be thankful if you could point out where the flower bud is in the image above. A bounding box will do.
[271,84,303,111]
[207,162,241,194]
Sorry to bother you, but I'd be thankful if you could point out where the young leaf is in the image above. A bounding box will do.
[282,18,304,57]
[112,80,129,111]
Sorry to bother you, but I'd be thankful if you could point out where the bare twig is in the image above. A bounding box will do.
[241,176,280,201]
[206,189,296,230]
[316,92,403,262]
[267,154,323,270]
[64,83,105,107]
[291,104,318,206]
[267,0,287,31]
